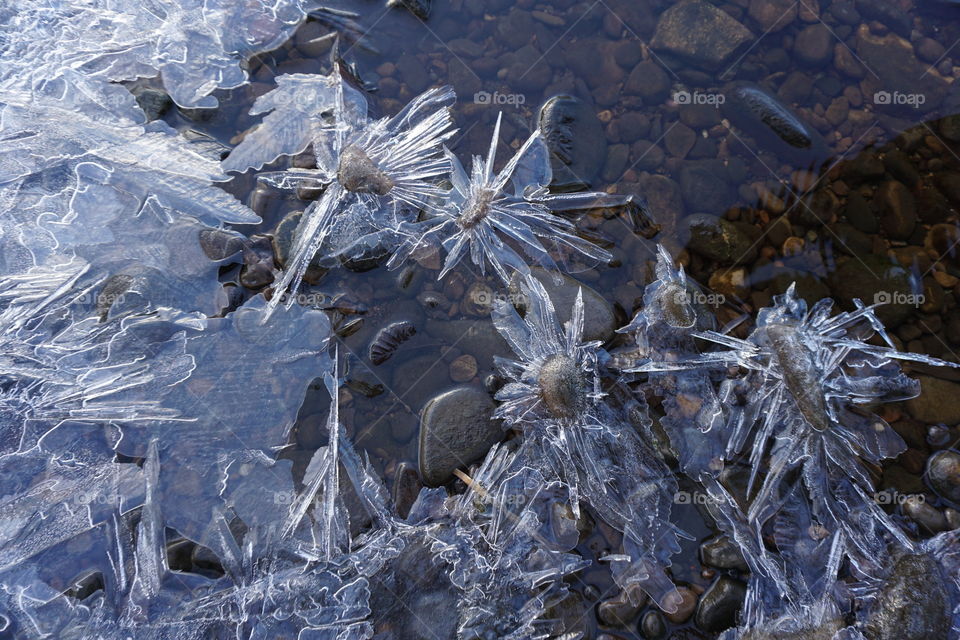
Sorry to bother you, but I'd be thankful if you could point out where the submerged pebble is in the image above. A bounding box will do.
[418,386,502,487]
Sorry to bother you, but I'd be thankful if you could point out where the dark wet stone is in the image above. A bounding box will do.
[665,123,697,158]
[927,450,960,505]
[632,140,665,171]
[132,87,172,121]
[903,495,949,533]
[97,274,134,320]
[512,267,617,343]
[612,111,651,142]
[613,41,643,68]
[538,95,607,191]
[395,54,430,93]
[663,586,698,623]
[387,0,430,19]
[723,82,827,162]
[369,321,417,366]
[625,60,671,103]
[393,461,422,519]
[856,0,912,37]
[695,576,746,632]
[906,376,960,425]
[771,273,831,306]
[794,24,832,65]
[344,356,384,399]
[199,228,247,261]
[935,171,960,206]
[272,210,325,283]
[827,255,915,326]
[418,386,502,487]
[679,160,735,211]
[598,587,648,627]
[791,188,838,227]
[925,223,960,264]
[678,103,722,129]
[876,180,917,240]
[748,0,796,32]
[865,553,952,640]
[844,149,886,183]
[829,223,872,259]
[884,149,921,188]
[640,611,667,639]
[650,0,753,71]
[639,174,684,229]
[916,185,952,224]
[700,535,748,571]
[682,214,757,265]
[239,235,274,290]
[602,143,630,182]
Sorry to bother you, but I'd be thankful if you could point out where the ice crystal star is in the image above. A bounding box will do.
[248,70,457,318]
[616,245,726,477]
[492,274,683,611]
[634,283,959,567]
[388,112,616,283]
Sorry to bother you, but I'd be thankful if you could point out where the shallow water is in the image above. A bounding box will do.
[148,0,960,636]
[7,0,960,637]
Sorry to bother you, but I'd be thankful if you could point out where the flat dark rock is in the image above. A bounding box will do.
[418,386,502,487]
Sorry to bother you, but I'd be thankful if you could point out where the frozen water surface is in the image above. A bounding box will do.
[1,0,959,637]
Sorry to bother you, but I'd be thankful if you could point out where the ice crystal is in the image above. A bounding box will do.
[388,112,616,283]
[492,273,682,611]
[617,245,726,477]
[229,68,457,318]
[634,283,957,571]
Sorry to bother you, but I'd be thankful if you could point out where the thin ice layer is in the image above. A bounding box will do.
[1,0,324,108]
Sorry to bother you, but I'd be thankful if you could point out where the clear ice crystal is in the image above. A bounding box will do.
[633,283,957,574]
[388,112,614,283]
[617,245,726,477]
[234,67,457,318]
[491,273,683,611]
